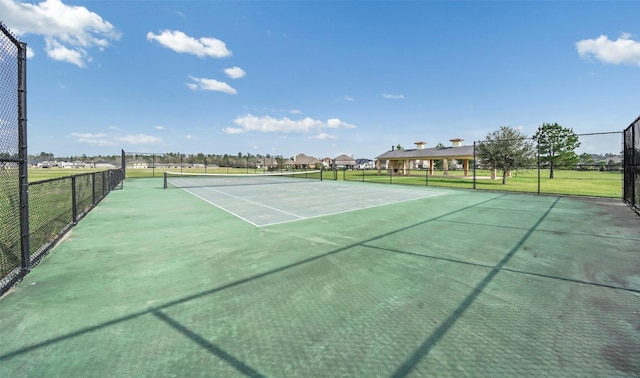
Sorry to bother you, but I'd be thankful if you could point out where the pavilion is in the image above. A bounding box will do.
[375,139,476,177]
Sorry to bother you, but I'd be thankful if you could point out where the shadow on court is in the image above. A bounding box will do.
[0,178,638,377]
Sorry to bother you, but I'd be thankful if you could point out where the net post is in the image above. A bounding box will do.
[121,149,126,180]
[163,172,168,189]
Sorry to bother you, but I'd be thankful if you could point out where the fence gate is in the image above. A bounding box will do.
[0,22,28,296]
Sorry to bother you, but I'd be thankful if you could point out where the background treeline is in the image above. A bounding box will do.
[28,151,287,168]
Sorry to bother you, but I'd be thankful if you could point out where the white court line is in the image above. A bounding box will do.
[174,177,448,227]
[177,181,306,227]
[259,191,448,227]
[181,188,262,227]
[199,185,306,219]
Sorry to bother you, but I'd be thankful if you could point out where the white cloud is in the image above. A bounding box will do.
[224,66,246,79]
[576,33,640,66]
[382,93,405,99]
[26,46,34,59]
[155,125,166,130]
[290,109,303,115]
[71,132,107,139]
[326,118,354,129]
[113,134,162,145]
[188,76,237,94]
[344,95,355,102]
[226,114,356,134]
[70,132,115,146]
[0,0,120,67]
[221,127,245,134]
[46,39,87,67]
[310,133,336,140]
[147,29,231,58]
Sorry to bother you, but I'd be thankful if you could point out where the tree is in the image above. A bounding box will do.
[578,153,594,170]
[533,123,581,179]
[396,144,403,150]
[476,126,536,184]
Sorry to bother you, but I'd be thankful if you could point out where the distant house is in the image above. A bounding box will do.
[355,158,375,169]
[37,160,58,168]
[600,156,623,171]
[128,160,148,169]
[92,160,118,169]
[60,160,86,169]
[283,154,320,170]
[333,154,357,169]
[321,157,332,169]
[256,157,279,170]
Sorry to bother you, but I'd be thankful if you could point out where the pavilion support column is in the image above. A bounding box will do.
[429,160,433,175]
[463,159,469,176]
[376,159,381,175]
[406,160,411,176]
[443,159,448,178]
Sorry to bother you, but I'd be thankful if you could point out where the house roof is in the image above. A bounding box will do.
[260,157,278,165]
[376,145,475,160]
[284,154,320,165]
[333,154,356,164]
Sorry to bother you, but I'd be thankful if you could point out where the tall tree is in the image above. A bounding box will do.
[533,123,581,179]
[477,126,536,184]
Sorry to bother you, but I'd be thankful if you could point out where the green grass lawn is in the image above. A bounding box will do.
[27,168,105,182]
[343,169,622,198]
[27,167,623,198]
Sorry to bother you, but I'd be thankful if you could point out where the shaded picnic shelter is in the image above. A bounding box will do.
[375,139,475,176]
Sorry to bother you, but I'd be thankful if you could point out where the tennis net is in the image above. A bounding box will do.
[164,170,325,189]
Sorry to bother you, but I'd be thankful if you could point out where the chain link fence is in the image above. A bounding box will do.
[0,22,125,296]
[623,116,640,213]
[345,131,623,198]
[124,151,292,178]
[0,22,27,296]
[28,169,124,266]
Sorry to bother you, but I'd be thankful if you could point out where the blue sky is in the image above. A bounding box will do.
[1,0,639,159]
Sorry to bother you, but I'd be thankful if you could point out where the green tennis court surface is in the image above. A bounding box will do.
[0,178,638,377]
[179,180,446,227]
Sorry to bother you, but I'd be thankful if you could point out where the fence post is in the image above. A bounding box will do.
[91,172,96,205]
[425,167,429,187]
[537,141,541,195]
[473,141,476,190]
[71,175,78,223]
[18,41,30,272]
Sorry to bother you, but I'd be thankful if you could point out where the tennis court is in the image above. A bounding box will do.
[165,171,447,227]
[0,177,639,377]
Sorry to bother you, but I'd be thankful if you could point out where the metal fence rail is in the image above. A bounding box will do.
[623,116,640,213]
